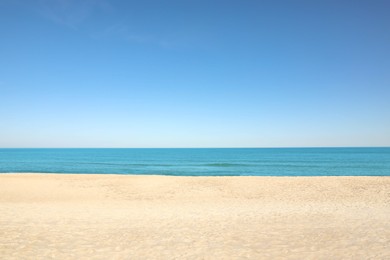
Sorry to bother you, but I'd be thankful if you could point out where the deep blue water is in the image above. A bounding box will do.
[0,148,389,176]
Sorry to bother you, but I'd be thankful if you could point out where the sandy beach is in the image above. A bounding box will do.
[0,174,389,259]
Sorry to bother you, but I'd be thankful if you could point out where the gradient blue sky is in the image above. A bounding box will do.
[0,0,389,147]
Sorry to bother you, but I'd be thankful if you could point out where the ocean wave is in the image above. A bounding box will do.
[204,163,251,167]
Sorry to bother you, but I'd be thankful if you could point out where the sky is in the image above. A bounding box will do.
[0,0,389,148]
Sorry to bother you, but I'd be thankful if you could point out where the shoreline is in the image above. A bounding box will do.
[1,172,389,177]
[1,174,389,258]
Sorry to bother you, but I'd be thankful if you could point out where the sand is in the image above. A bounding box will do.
[0,174,389,259]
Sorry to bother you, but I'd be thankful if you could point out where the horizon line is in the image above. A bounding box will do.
[1,146,389,149]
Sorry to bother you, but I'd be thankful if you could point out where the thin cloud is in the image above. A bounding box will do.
[34,1,169,47]
[36,0,112,29]
[91,22,158,46]
[91,22,189,49]
[25,0,198,49]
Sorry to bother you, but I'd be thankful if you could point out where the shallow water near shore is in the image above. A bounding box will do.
[0,148,389,176]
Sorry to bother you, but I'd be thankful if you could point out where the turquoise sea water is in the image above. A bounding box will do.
[0,148,389,176]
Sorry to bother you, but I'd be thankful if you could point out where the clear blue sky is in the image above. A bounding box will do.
[0,0,389,147]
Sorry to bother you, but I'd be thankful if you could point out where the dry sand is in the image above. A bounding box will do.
[0,174,389,259]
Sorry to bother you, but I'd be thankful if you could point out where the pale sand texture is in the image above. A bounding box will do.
[0,174,389,259]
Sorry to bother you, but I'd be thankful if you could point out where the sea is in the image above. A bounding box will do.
[0,148,389,176]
